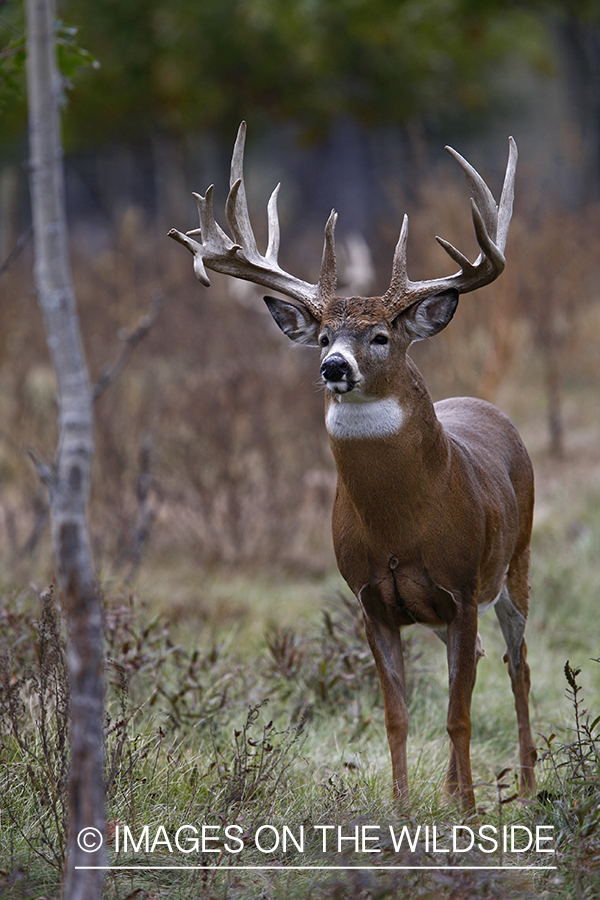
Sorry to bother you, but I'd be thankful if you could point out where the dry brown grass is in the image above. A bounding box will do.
[1,185,600,596]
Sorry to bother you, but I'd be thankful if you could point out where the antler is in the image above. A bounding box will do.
[168,122,337,318]
[382,137,518,317]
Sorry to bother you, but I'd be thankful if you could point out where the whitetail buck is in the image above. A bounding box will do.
[169,123,537,813]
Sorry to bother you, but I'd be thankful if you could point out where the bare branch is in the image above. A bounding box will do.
[93,298,161,402]
[27,447,55,489]
[0,225,33,279]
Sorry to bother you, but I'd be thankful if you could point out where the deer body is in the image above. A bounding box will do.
[170,123,537,813]
[310,297,536,810]
[329,392,532,616]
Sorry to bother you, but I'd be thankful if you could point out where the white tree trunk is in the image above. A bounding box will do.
[25,0,105,896]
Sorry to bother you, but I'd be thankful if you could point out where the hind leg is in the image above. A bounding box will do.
[494,550,537,795]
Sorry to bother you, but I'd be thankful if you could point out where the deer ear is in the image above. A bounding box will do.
[403,288,459,341]
[264,296,321,346]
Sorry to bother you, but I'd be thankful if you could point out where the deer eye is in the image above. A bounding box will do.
[373,334,389,345]
[319,334,330,347]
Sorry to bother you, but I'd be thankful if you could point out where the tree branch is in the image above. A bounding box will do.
[93,297,161,402]
[0,225,33,279]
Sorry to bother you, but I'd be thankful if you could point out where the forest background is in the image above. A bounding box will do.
[1,1,600,897]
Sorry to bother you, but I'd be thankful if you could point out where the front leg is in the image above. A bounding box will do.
[359,582,409,804]
[445,599,479,815]
[443,630,485,800]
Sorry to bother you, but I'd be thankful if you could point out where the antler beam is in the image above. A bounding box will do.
[168,122,337,317]
[382,138,518,317]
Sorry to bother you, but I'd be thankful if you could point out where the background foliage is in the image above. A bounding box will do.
[0,0,598,152]
[1,0,549,144]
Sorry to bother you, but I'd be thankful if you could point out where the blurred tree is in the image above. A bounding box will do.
[550,0,600,202]
[51,0,547,148]
[4,0,600,174]
[26,0,105,893]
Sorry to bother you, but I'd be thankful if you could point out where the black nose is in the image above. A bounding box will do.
[320,353,351,382]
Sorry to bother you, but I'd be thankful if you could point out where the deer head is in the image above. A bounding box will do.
[169,123,516,412]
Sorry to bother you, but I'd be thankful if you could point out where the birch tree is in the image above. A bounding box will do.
[25,0,105,896]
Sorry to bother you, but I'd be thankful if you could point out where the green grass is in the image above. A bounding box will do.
[2,430,600,899]
[135,561,347,650]
[2,538,600,899]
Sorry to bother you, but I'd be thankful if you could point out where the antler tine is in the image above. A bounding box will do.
[316,210,338,304]
[445,146,498,241]
[383,138,517,319]
[192,186,233,249]
[168,122,328,315]
[265,183,281,264]
[496,136,518,253]
[382,214,409,306]
[226,122,260,258]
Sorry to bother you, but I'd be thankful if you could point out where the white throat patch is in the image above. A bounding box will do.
[326,397,404,440]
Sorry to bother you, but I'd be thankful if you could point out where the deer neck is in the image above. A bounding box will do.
[325,359,450,524]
